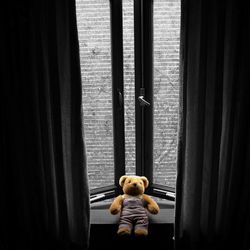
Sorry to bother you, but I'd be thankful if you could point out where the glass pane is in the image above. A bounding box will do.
[76,0,114,189]
[123,0,136,175]
[153,0,181,187]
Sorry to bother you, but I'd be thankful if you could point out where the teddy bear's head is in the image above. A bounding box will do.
[119,175,149,196]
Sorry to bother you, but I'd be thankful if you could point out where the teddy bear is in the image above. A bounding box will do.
[109,175,160,236]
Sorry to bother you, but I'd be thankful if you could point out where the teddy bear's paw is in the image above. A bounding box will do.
[117,227,131,235]
[147,204,159,214]
[134,228,148,236]
[110,206,121,215]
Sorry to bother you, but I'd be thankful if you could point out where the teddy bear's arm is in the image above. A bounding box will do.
[109,195,123,215]
[142,194,160,214]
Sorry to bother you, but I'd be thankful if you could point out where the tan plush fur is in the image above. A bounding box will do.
[109,175,160,236]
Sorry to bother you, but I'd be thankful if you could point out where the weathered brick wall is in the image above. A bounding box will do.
[76,0,114,189]
[75,0,180,190]
[123,0,136,175]
[153,0,180,187]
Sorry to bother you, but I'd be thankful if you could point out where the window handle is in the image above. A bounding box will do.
[138,87,150,106]
[138,95,150,107]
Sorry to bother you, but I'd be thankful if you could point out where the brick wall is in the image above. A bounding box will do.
[123,0,136,175]
[153,0,180,187]
[75,0,180,190]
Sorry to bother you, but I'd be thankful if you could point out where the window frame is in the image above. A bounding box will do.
[90,0,177,203]
[110,0,126,192]
[90,0,125,202]
[134,0,175,200]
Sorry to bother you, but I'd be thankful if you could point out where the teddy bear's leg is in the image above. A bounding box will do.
[117,227,132,235]
[134,216,149,236]
[134,227,148,236]
[117,216,133,235]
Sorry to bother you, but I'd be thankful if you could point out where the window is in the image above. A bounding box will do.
[76,0,180,203]
[153,0,180,189]
[76,0,115,190]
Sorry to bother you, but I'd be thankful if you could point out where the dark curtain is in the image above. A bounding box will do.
[1,0,89,249]
[175,0,250,250]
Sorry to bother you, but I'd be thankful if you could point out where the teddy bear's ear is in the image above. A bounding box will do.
[119,175,128,187]
[140,176,149,188]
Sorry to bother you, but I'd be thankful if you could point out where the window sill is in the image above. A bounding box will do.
[90,200,175,224]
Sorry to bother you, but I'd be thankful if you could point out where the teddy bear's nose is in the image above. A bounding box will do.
[133,183,137,187]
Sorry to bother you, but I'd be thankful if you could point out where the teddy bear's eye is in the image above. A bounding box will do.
[128,180,131,183]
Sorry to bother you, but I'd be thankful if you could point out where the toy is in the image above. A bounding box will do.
[109,175,160,236]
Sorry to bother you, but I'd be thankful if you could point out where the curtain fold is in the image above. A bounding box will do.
[2,0,89,249]
[175,0,250,249]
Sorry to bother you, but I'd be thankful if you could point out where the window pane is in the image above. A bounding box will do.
[153,0,181,187]
[76,0,114,189]
[123,0,136,176]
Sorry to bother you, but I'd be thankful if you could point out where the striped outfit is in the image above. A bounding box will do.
[119,195,148,231]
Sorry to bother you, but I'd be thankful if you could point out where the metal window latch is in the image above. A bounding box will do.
[90,190,115,203]
[153,188,176,200]
[138,88,150,107]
